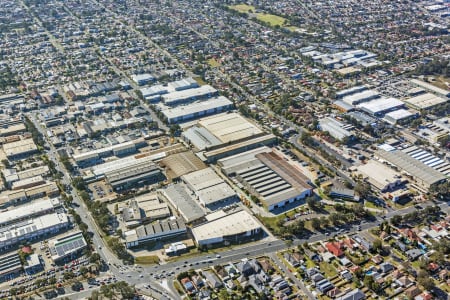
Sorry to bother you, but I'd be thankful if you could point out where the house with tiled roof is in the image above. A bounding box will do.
[326,241,344,257]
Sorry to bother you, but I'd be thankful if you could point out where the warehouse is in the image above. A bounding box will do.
[376,149,447,191]
[0,212,69,250]
[182,112,267,151]
[161,96,233,124]
[2,138,38,160]
[167,77,199,91]
[0,198,60,228]
[355,160,403,192]
[403,93,448,110]
[202,134,277,163]
[131,73,155,86]
[162,85,217,106]
[357,97,405,116]
[121,193,170,228]
[336,86,367,99]
[181,168,238,210]
[341,90,379,106]
[318,117,354,141]
[158,184,205,223]
[0,252,22,282]
[48,231,87,263]
[410,79,450,98]
[125,217,186,248]
[160,151,207,180]
[105,161,164,192]
[219,147,312,211]
[0,123,26,137]
[383,109,417,125]
[191,209,261,247]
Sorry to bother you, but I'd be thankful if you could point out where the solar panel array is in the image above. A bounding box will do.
[54,238,85,258]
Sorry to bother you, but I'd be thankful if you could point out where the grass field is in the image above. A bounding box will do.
[256,13,287,27]
[207,58,221,68]
[134,255,160,264]
[229,4,255,13]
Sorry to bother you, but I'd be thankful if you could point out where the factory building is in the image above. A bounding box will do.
[341,90,380,106]
[318,117,354,141]
[48,231,87,263]
[355,160,404,192]
[0,198,60,228]
[161,96,233,124]
[376,149,447,192]
[181,168,238,211]
[0,213,69,250]
[160,151,207,180]
[2,138,38,160]
[0,252,22,282]
[125,217,186,248]
[410,79,450,98]
[104,160,164,192]
[403,93,448,110]
[335,86,368,99]
[121,193,171,228]
[191,209,261,247]
[158,184,206,223]
[162,85,217,106]
[218,147,313,211]
[383,109,418,125]
[357,97,405,116]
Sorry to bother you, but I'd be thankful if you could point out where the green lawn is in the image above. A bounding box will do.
[256,13,286,27]
[134,255,159,265]
[207,58,221,67]
[229,4,255,13]
[319,261,338,277]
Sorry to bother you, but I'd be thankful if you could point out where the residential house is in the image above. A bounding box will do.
[405,286,422,299]
[336,288,366,300]
[284,252,303,268]
[326,241,344,257]
[371,255,383,265]
[340,270,353,281]
[203,271,222,289]
[395,276,413,288]
[406,248,423,261]
[414,291,433,300]
[379,262,394,274]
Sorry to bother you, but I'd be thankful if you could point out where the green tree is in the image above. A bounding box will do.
[311,217,321,230]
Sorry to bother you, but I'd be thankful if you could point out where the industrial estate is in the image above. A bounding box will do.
[0,0,448,300]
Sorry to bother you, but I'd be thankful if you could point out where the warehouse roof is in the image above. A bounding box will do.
[160,151,207,179]
[0,198,59,227]
[376,149,447,188]
[182,168,223,192]
[198,113,263,143]
[161,96,233,120]
[49,231,87,261]
[191,209,260,243]
[357,97,404,115]
[2,138,37,157]
[384,109,415,121]
[159,184,205,223]
[410,79,450,97]
[162,85,216,105]
[356,160,402,190]
[182,126,223,150]
[404,93,447,110]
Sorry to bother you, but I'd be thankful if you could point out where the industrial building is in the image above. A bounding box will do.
[191,209,261,246]
[335,86,367,99]
[104,160,164,192]
[376,149,447,191]
[357,97,404,116]
[0,252,22,282]
[131,73,155,86]
[160,151,207,180]
[158,184,206,223]
[0,198,61,228]
[400,146,450,177]
[48,231,87,263]
[181,168,238,210]
[318,117,354,141]
[73,138,145,166]
[403,93,448,110]
[121,193,171,228]
[124,217,186,248]
[161,96,233,124]
[410,79,450,98]
[341,90,379,106]
[2,138,38,160]
[0,181,60,207]
[383,109,417,125]
[202,134,277,163]
[355,160,403,192]
[0,212,69,250]
[162,85,217,106]
[0,123,26,137]
[218,147,313,211]
[2,166,50,188]
[433,117,450,134]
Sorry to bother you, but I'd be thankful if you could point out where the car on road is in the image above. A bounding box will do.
[216,254,221,258]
